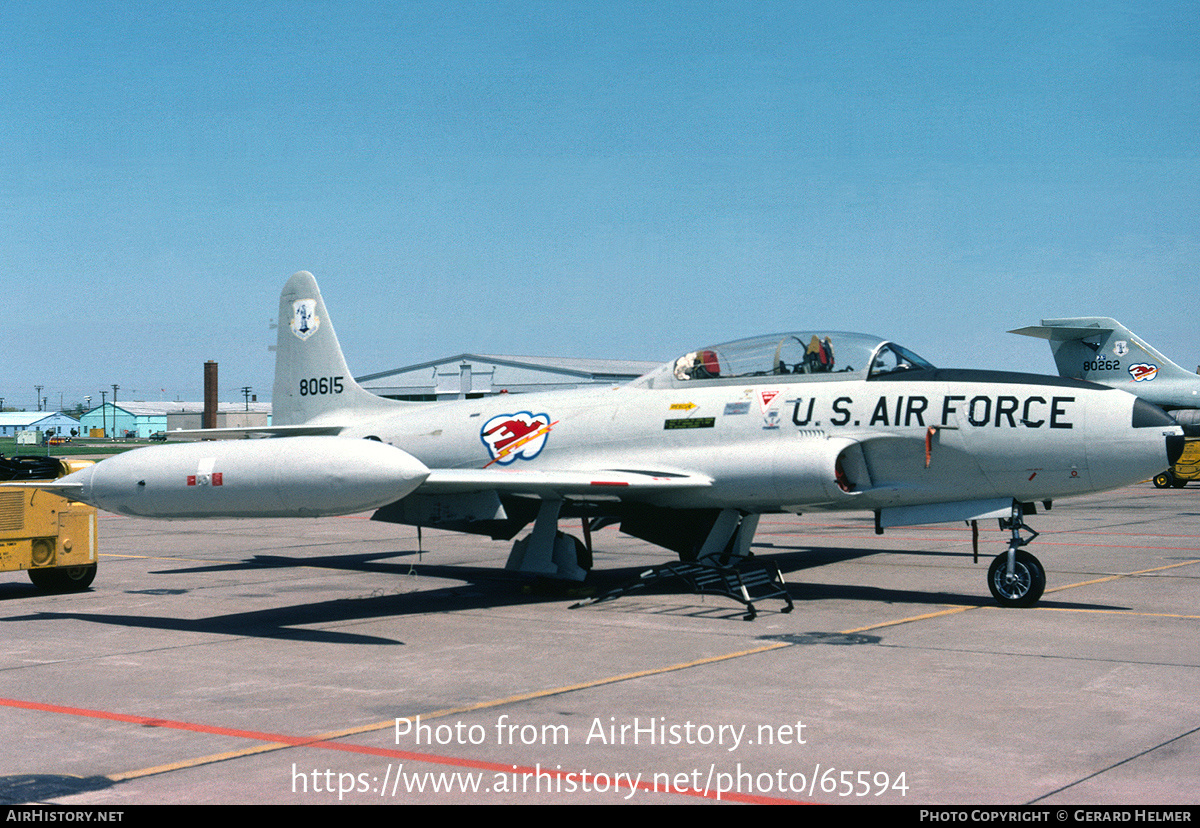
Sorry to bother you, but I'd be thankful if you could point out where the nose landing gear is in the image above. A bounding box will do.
[986,502,1046,607]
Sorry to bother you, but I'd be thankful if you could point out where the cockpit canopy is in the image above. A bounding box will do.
[635,332,935,388]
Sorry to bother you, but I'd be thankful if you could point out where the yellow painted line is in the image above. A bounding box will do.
[1044,558,1199,596]
[1034,607,1200,619]
[840,605,978,634]
[108,741,292,781]
[107,640,795,782]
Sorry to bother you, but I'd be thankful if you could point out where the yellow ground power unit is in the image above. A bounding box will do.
[0,456,98,591]
[1153,437,1200,488]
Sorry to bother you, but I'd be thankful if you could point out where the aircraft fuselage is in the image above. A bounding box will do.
[339,369,1174,516]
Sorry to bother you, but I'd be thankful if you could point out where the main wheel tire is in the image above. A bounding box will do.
[1171,476,1188,488]
[27,568,59,590]
[987,550,1046,608]
[28,564,96,592]
[1153,471,1173,489]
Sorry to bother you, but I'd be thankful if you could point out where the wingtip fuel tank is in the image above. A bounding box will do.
[56,437,430,519]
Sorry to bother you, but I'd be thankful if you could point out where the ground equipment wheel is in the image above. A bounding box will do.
[987,550,1045,608]
[28,564,96,592]
[1153,471,1173,488]
[58,564,97,590]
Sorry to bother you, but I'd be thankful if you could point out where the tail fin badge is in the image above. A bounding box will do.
[1129,363,1158,382]
[291,299,320,341]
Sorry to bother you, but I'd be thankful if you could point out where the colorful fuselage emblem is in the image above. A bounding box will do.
[291,299,320,341]
[1129,363,1158,382]
[481,412,553,465]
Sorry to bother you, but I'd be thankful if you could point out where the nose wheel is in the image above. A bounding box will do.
[986,503,1046,607]
[987,549,1045,607]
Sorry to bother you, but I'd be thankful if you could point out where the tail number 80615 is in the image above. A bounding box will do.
[300,376,344,396]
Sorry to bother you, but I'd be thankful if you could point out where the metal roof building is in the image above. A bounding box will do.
[79,402,272,439]
[357,354,660,401]
[0,411,82,438]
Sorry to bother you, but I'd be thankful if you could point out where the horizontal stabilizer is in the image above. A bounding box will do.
[1009,323,1114,342]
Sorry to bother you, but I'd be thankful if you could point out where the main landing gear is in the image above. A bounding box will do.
[985,502,1046,608]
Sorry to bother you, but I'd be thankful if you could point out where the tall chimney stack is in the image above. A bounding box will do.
[203,361,218,430]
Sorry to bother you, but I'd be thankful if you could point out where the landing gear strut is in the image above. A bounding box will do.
[505,498,589,581]
[986,502,1046,607]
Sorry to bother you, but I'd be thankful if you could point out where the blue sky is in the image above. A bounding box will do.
[3,1,1197,409]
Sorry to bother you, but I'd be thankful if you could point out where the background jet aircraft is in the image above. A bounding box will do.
[14,273,1183,610]
[1010,317,1200,435]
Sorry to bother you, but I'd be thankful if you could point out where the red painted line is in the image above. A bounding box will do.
[1,696,313,745]
[1,696,807,804]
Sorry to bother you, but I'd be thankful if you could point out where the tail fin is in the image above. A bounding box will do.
[272,271,406,426]
[1010,317,1196,385]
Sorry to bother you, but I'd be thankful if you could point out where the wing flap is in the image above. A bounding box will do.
[878,497,1013,528]
[420,468,713,497]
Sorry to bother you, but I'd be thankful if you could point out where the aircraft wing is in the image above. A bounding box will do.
[163,424,346,440]
[0,480,84,495]
[419,468,713,497]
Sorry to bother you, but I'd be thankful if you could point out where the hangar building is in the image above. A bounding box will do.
[54,355,655,438]
[356,354,660,401]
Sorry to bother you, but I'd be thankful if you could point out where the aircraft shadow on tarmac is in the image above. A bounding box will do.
[0,773,114,805]
[1,544,1130,642]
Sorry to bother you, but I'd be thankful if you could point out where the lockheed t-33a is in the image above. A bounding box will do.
[16,272,1184,616]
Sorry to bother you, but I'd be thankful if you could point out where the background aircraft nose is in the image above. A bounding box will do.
[1131,397,1177,429]
[1167,434,1186,467]
[1129,397,1185,466]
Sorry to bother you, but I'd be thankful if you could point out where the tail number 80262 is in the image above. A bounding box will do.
[300,376,344,396]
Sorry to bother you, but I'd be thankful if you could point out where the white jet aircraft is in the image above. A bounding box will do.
[17,273,1185,610]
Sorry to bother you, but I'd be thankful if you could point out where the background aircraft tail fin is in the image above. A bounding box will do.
[1010,317,1195,385]
[272,271,407,426]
